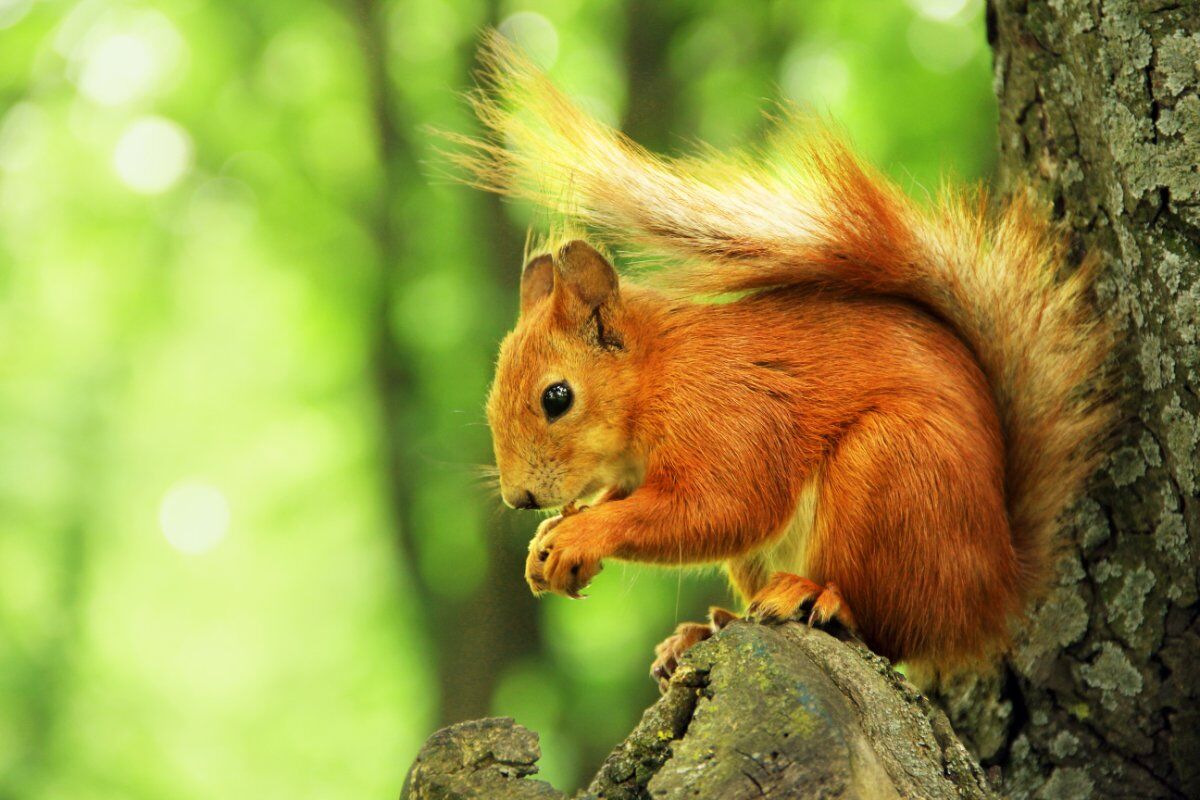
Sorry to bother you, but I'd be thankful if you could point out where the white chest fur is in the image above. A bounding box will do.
[727,471,822,595]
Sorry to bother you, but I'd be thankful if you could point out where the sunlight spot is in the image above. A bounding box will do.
[0,102,46,172]
[497,11,559,69]
[160,482,230,555]
[907,16,981,73]
[79,33,156,105]
[905,0,974,22]
[0,0,34,30]
[780,45,850,108]
[113,116,192,193]
[70,9,186,106]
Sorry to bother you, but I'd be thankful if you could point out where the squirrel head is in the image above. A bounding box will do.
[487,240,639,510]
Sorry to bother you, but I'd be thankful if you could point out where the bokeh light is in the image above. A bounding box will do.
[908,15,981,74]
[79,33,158,105]
[159,482,231,555]
[0,102,45,173]
[780,45,852,108]
[69,9,186,106]
[112,116,193,193]
[0,0,33,30]
[906,0,974,22]
[497,11,559,69]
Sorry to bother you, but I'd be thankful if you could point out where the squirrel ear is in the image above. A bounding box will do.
[519,253,555,314]
[555,240,618,309]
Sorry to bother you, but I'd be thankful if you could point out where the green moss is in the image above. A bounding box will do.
[1048,730,1081,759]
[1036,767,1095,800]
[1161,395,1199,494]
[1107,564,1157,646]
[1079,642,1144,711]
[1093,559,1122,583]
[1109,445,1148,486]
[1075,497,1112,551]
[1154,504,1188,565]
[1015,588,1089,677]
[1139,431,1164,468]
[1157,33,1200,98]
[1138,336,1175,392]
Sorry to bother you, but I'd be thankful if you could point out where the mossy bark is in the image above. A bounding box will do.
[401,623,996,800]
[933,3,1199,798]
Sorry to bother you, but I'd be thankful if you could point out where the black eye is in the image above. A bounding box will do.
[541,381,573,421]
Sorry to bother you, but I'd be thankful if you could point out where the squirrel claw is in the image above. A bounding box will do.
[649,607,739,692]
[650,622,710,692]
[524,515,604,598]
[746,573,857,635]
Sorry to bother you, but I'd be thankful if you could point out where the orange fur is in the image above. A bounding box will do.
[468,35,1112,673]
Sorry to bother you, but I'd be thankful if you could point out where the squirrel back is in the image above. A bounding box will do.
[458,34,1111,625]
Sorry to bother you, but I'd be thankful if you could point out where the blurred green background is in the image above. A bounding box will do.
[0,0,995,796]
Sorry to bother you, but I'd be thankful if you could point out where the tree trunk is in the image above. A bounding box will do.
[621,0,684,154]
[346,0,545,726]
[429,3,548,724]
[934,3,1199,798]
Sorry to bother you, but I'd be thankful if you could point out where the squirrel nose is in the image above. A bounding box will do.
[505,489,540,510]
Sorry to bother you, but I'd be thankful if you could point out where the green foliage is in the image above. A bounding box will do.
[0,0,994,797]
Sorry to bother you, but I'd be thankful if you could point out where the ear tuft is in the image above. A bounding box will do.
[556,240,618,309]
[520,253,554,314]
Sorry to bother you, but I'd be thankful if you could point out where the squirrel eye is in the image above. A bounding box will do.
[541,381,573,421]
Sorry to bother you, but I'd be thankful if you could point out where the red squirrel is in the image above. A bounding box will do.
[459,35,1111,683]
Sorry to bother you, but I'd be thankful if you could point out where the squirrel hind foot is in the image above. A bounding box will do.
[746,573,858,636]
[649,606,739,692]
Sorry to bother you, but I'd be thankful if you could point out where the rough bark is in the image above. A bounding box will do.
[401,622,997,799]
[933,3,1199,799]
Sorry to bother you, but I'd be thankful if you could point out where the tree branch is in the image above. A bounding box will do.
[401,622,997,799]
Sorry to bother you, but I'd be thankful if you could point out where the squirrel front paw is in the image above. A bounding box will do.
[525,514,604,598]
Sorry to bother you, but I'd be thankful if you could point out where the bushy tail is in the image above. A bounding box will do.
[453,33,1112,602]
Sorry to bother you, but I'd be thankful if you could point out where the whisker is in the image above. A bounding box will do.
[473,478,502,492]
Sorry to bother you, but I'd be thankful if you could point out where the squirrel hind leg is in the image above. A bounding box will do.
[746,572,858,636]
[650,606,739,691]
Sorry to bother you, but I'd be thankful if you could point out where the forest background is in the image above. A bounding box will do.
[0,0,997,796]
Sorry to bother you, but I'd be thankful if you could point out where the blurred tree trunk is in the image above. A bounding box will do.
[346,0,544,727]
[341,0,422,629]
[426,0,547,725]
[439,232,544,728]
[935,3,1199,798]
[621,0,684,153]
[2,384,104,798]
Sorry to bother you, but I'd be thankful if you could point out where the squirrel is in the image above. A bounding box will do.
[456,34,1111,683]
